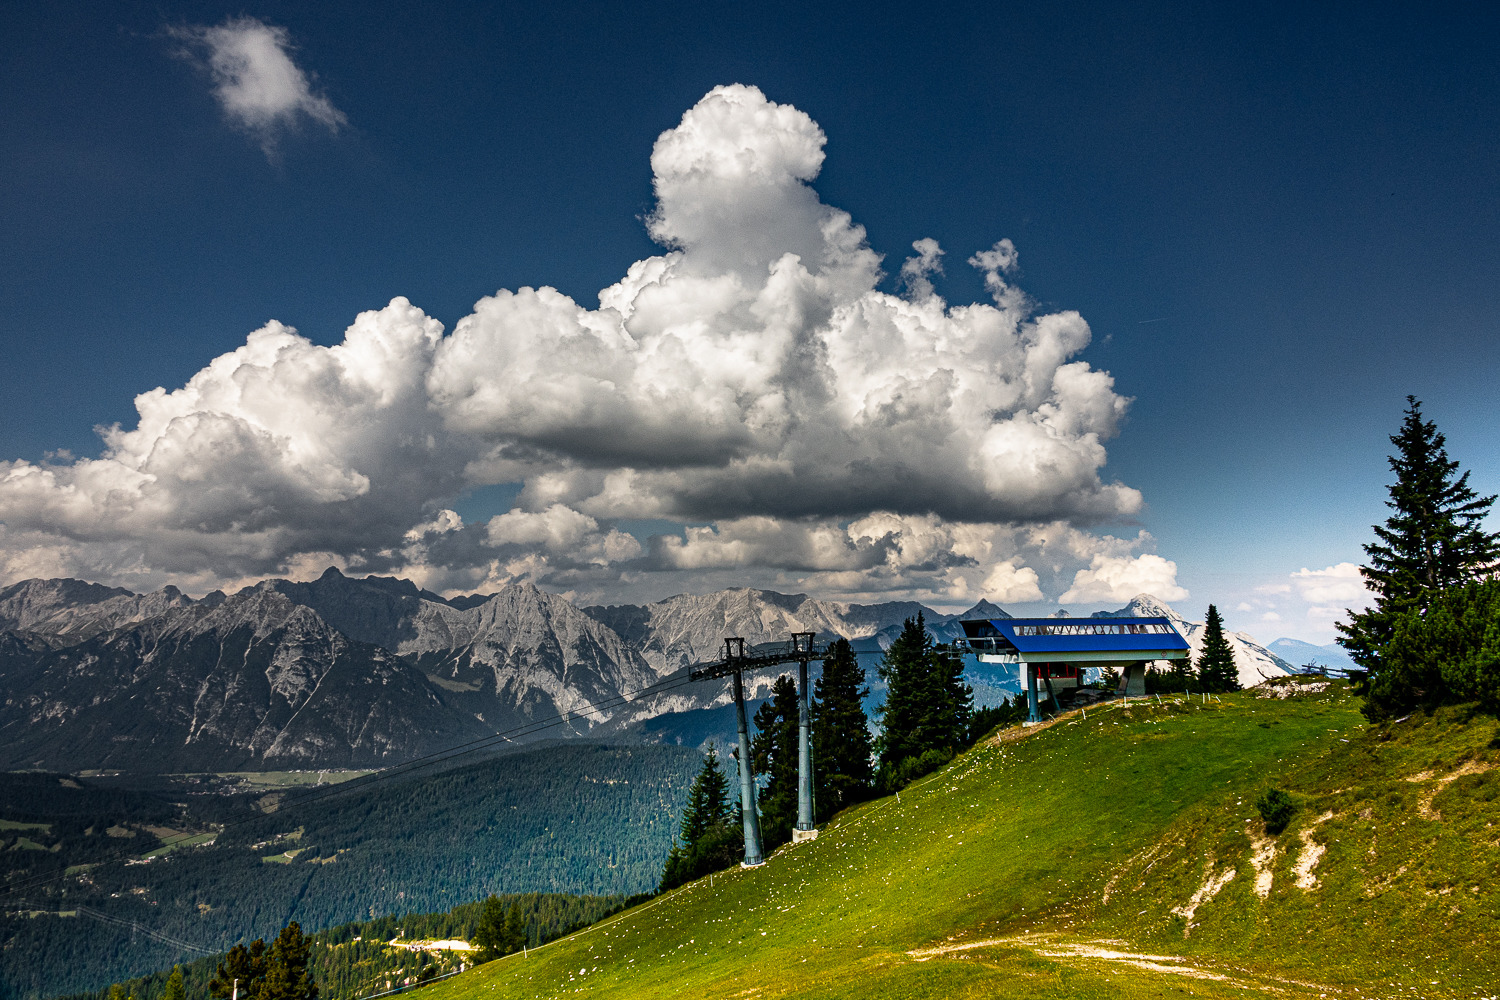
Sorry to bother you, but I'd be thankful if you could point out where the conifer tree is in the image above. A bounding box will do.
[877,614,934,769]
[265,922,317,1000]
[677,744,731,847]
[1339,397,1499,681]
[930,642,974,748]
[161,969,185,1000]
[811,638,873,821]
[503,902,528,953]
[1196,605,1239,693]
[210,940,268,999]
[471,895,509,962]
[751,674,801,848]
[1164,654,1198,693]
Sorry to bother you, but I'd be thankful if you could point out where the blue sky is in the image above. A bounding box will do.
[2,2,1497,643]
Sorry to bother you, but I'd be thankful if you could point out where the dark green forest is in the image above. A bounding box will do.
[0,743,697,1000]
[54,893,629,1000]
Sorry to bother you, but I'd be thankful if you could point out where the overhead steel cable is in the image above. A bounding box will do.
[75,905,218,956]
[0,667,711,900]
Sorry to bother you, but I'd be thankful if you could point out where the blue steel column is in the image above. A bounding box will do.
[733,669,764,866]
[796,658,814,833]
[1025,662,1041,724]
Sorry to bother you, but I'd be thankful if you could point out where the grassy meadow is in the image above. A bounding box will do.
[423,681,1499,999]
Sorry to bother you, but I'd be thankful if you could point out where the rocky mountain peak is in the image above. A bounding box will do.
[0,577,136,630]
[957,599,1010,620]
[1106,593,1185,621]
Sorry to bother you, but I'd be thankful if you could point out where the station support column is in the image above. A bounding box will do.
[1025,662,1041,724]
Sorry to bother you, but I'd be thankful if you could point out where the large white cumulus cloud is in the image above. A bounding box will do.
[0,85,1175,605]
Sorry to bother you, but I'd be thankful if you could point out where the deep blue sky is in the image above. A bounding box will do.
[3,2,1497,641]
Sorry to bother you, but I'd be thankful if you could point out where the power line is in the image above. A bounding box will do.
[76,905,217,956]
[0,669,707,900]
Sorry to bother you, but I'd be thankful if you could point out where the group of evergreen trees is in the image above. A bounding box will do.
[84,894,628,1000]
[207,923,317,1000]
[875,614,973,790]
[470,896,528,962]
[657,745,742,892]
[1339,397,1500,719]
[659,636,885,890]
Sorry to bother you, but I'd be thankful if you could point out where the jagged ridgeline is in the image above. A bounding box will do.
[0,743,697,1000]
[0,570,1293,772]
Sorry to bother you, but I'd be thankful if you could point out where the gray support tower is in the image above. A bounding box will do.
[689,634,834,860]
[1026,664,1041,724]
[732,668,765,867]
[794,656,815,839]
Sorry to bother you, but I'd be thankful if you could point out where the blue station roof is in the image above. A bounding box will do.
[959,617,1190,659]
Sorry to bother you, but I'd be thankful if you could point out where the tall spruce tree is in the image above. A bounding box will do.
[264,923,317,1000]
[1339,397,1499,683]
[678,744,731,847]
[930,642,974,748]
[1196,605,1240,693]
[811,637,873,821]
[471,895,509,962]
[877,614,934,770]
[502,902,528,953]
[751,674,801,849]
[161,969,185,1000]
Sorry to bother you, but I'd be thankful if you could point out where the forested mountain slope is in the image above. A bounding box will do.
[423,681,1498,999]
[0,742,698,1000]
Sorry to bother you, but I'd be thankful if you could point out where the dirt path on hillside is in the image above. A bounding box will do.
[907,932,1339,995]
[1405,760,1495,820]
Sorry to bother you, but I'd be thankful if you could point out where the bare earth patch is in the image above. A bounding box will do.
[1405,761,1494,821]
[905,932,1347,994]
[1248,825,1277,898]
[1172,856,1237,933]
[1293,811,1335,890]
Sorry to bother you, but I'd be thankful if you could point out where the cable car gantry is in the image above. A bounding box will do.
[688,632,834,867]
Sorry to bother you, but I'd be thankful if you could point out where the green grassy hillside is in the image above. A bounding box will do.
[423,681,1500,999]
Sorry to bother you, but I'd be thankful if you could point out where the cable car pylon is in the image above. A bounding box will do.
[689,632,833,866]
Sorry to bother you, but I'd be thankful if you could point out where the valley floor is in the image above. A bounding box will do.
[422,683,1500,999]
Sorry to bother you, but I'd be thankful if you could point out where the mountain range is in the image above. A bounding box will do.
[0,569,1291,772]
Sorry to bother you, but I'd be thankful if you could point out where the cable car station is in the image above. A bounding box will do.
[957,617,1191,725]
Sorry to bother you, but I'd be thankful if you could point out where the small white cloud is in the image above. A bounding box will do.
[1059,553,1188,603]
[1290,563,1371,605]
[172,17,346,157]
[899,238,945,301]
[968,239,1025,311]
[486,505,641,567]
[981,560,1044,603]
[1260,610,1282,622]
[405,509,463,542]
